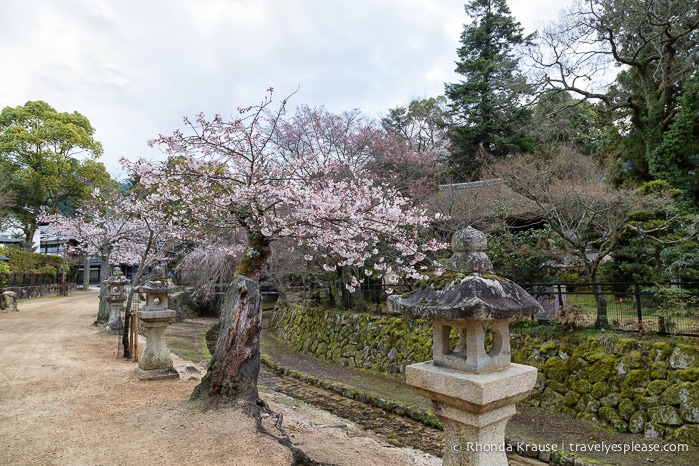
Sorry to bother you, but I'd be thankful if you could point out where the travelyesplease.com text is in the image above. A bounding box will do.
[451,441,689,455]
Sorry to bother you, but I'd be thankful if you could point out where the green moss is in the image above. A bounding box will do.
[650,361,669,380]
[563,391,580,408]
[543,356,569,383]
[646,379,672,396]
[599,406,628,432]
[628,411,647,434]
[613,338,638,355]
[618,398,636,421]
[621,369,650,391]
[648,406,682,426]
[675,367,699,381]
[591,382,609,400]
[667,425,699,445]
[570,376,592,395]
[659,382,695,405]
[539,340,558,355]
[627,350,643,370]
[588,355,617,384]
[651,342,673,361]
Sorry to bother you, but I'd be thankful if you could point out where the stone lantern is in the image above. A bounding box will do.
[389,227,541,466]
[104,266,129,334]
[136,266,179,380]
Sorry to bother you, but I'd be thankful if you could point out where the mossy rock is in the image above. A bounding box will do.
[570,376,592,395]
[590,381,610,399]
[618,398,636,421]
[539,340,558,355]
[659,382,695,405]
[621,369,650,391]
[577,347,607,364]
[626,350,644,370]
[539,388,564,409]
[648,405,683,426]
[667,424,699,446]
[669,344,699,369]
[628,411,647,434]
[646,379,672,396]
[636,395,660,411]
[599,406,628,432]
[588,355,617,384]
[674,367,699,382]
[600,394,620,408]
[680,401,699,423]
[583,398,601,414]
[543,356,569,383]
[651,342,673,362]
[562,391,580,408]
[534,372,547,393]
[546,379,569,395]
[613,338,638,355]
[650,361,669,380]
[644,422,665,439]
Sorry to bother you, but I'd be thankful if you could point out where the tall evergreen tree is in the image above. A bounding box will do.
[445,0,533,181]
[530,0,699,207]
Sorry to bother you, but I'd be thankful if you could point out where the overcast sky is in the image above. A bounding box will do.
[0,0,570,177]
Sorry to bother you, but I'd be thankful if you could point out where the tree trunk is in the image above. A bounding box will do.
[82,254,91,291]
[192,275,262,408]
[97,251,110,322]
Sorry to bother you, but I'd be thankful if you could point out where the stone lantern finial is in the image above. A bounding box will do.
[445,226,493,274]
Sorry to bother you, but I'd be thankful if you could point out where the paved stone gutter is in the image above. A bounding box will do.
[261,353,596,466]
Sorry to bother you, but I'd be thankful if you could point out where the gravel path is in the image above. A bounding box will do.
[0,292,437,466]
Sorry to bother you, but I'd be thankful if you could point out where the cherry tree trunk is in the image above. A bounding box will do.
[97,252,110,322]
[192,275,262,406]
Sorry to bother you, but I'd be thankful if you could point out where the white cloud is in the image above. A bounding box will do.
[0,0,570,175]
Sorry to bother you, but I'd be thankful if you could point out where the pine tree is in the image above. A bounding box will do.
[445,0,532,181]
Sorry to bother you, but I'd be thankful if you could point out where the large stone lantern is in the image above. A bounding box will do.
[136,266,178,380]
[389,227,541,466]
[104,266,129,334]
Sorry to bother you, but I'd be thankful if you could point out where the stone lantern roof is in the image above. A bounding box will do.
[104,266,129,287]
[388,226,541,320]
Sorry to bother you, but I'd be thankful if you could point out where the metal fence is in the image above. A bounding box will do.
[1,273,58,287]
[521,282,699,336]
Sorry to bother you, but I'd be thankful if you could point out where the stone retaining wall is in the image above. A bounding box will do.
[268,307,432,374]
[269,306,699,445]
[0,284,62,300]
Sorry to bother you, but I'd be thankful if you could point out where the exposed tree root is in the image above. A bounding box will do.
[255,398,337,466]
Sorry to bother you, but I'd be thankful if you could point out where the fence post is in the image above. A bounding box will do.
[634,283,643,323]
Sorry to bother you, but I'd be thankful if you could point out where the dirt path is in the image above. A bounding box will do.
[0,292,437,466]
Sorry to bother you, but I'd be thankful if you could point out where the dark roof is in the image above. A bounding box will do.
[427,179,540,231]
[0,236,22,244]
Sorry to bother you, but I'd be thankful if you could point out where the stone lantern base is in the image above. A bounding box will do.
[136,309,179,381]
[406,361,537,466]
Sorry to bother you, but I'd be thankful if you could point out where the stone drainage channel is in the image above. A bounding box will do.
[257,367,444,457]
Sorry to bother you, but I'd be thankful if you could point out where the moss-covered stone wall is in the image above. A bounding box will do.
[268,307,432,374]
[513,333,699,445]
[269,307,699,444]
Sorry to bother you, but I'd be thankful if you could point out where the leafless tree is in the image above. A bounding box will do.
[488,148,673,327]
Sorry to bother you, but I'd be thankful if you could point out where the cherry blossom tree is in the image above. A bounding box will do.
[41,189,142,322]
[138,89,445,409]
[41,183,185,337]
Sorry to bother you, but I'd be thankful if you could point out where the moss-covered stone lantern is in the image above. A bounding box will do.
[389,226,542,466]
[136,266,178,380]
[104,266,129,334]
